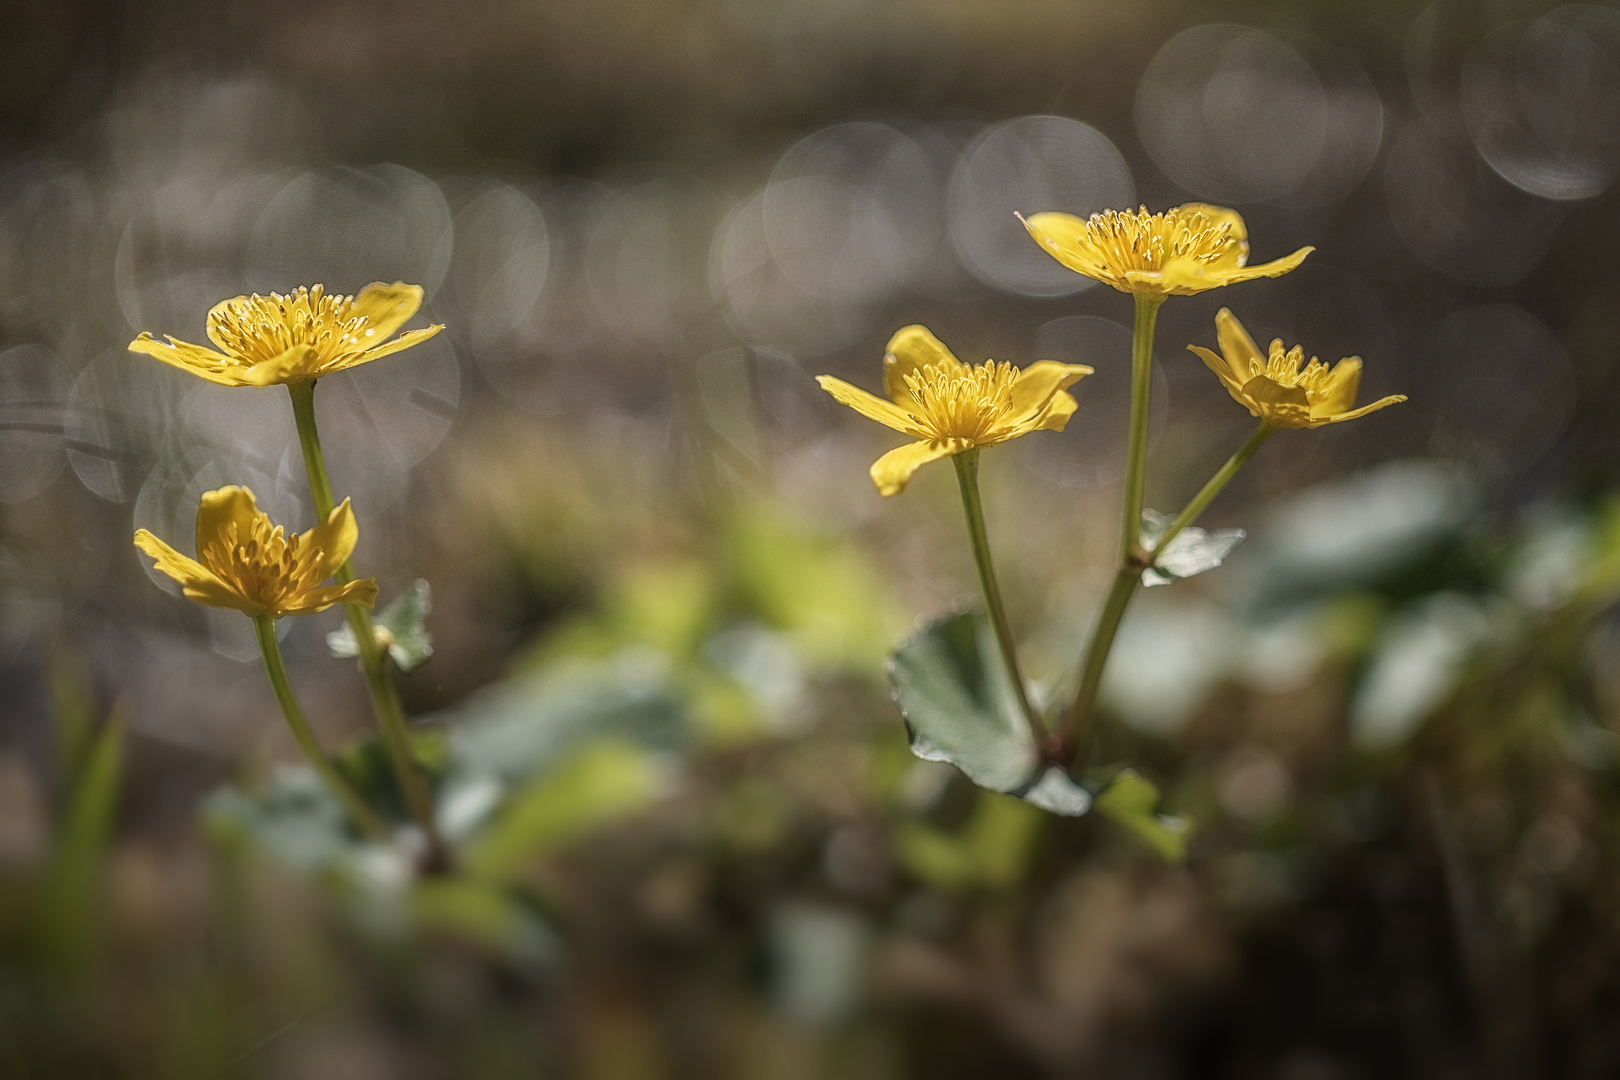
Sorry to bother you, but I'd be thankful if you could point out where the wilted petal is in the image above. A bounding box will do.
[869,439,962,497]
[817,375,927,435]
[350,281,424,342]
[883,324,964,403]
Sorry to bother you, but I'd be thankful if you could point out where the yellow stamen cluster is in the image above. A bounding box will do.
[134,486,377,618]
[1020,202,1312,297]
[817,325,1091,497]
[903,360,1022,443]
[128,280,440,388]
[208,286,390,371]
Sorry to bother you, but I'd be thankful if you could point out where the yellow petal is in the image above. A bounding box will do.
[195,486,261,566]
[1019,212,1111,281]
[817,375,927,436]
[1007,360,1091,422]
[1188,345,1250,402]
[325,325,443,375]
[1313,357,1363,418]
[205,294,254,353]
[350,282,424,342]
[883,324,964,403]
[1207,247,1314,288]
[1025,388,1079,433]
[234,345,322,386]
[276,577,378,616]
[134,529,255,613]
[869,439,963,497]
[1317,394,1407,427]
[128,333,250,387]
[1214,308,1265,382]
[1242,375,1313,428]
[298,497,360,580]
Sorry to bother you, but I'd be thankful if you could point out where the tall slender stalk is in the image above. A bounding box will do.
[1152,421,1275,556]
[1060,293,1162,765]
[285,379,447,868]
[952,450,1051,752]
[252,614,388,840]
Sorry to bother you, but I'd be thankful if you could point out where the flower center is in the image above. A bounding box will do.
[202,516,328,609]
[206,285,375,369]
[903,360,1020,442]
[1082,206,1242,275]
[1265,342,1333,398]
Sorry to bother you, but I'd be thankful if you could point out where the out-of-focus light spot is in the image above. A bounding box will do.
[1382,113,1565,287]
[1137,26,1327,204]
[67,350,188,503]
[1352,592,1491,749]
[0,162,102,338]
[1430,304,1575,474]
[711,188,874,356]
[763,123,942,304]
[446,182,550,355]
[1463,7,1620,201]
[1018,316,1168,488]
[0,346,69,503]
[1209,263,1400,385]
[949,116,1133,297]
[0,545,60,663]
[587,176,715,349]
[696,347,827,467]
[248,165,452,295]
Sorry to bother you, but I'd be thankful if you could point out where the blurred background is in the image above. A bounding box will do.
[5,0,1620,1075]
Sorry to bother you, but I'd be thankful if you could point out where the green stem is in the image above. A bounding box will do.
[1059,293,1162,766]
[1120,294,1163,559]
[1152,421,1276,557]
[252,614,388,840]
[952,451,1051,751]
[286,380,447,868]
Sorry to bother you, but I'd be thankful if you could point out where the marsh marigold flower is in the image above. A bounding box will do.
[1189,309,1406,429]
[129,282,441,387]
[134,486,378,618]
[817,325,1091,497]
[1019,203,1311,297]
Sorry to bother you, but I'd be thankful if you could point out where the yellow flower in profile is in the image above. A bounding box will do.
[1019,204,1312,297]
[134,486,378,618]
[1189,309,1407,429]
[817,325,1092,496]
[129,282,441,387]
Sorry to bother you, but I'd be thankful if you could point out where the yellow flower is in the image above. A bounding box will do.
[1188,309,1407,429]
[817,325,1092,496]
[129,282,442,387]
[134,486,378,618]
[1018,203,1312,297]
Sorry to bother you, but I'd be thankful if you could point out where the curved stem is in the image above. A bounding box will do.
[952,450,1050,751]
[286,380,448,869]
[1152,421,1276,557]
[252,614,388,840]
[1058,293,1162,766]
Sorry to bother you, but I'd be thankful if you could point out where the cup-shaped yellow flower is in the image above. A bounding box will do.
[129,282,442,387]
[1018,204,1312,297]
[817,325,1092,496]
[1189,309,1407,429]
[134,486,378,618]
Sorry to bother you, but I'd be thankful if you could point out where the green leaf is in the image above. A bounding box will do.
[463,741,665,881]
[1094,769,1193,862]
[327,579,434,672]
[409,880,559,968]
[887,609,1037,795]
[39,703,125,963]
[893,792,1043,890]
[1141,509,1245,587]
